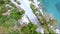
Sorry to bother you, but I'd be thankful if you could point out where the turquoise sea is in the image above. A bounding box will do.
[40,0,60,27]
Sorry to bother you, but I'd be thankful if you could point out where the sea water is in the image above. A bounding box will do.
[40,0,60,27]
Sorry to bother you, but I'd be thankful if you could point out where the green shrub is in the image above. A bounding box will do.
[9,30,20,34]
[21,23,41,34]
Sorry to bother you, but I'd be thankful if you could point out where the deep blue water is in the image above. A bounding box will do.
[40,0,60,27]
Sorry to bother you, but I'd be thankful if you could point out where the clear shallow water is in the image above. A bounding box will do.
[40,0,60,27]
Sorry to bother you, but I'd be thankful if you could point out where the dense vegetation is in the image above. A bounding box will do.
[21,23,41,34]
[0,0,25,34]
[0,0,41,34]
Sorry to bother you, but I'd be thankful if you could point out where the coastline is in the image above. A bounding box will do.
[38,0,60,33]
[11,0,60,33]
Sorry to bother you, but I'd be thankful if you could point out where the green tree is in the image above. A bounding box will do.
[10,8,25,20]
[39,14,57,34]
[9,30,20,34]
[21,23,41,34]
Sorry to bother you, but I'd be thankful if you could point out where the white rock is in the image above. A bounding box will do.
[55,29,60,34]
